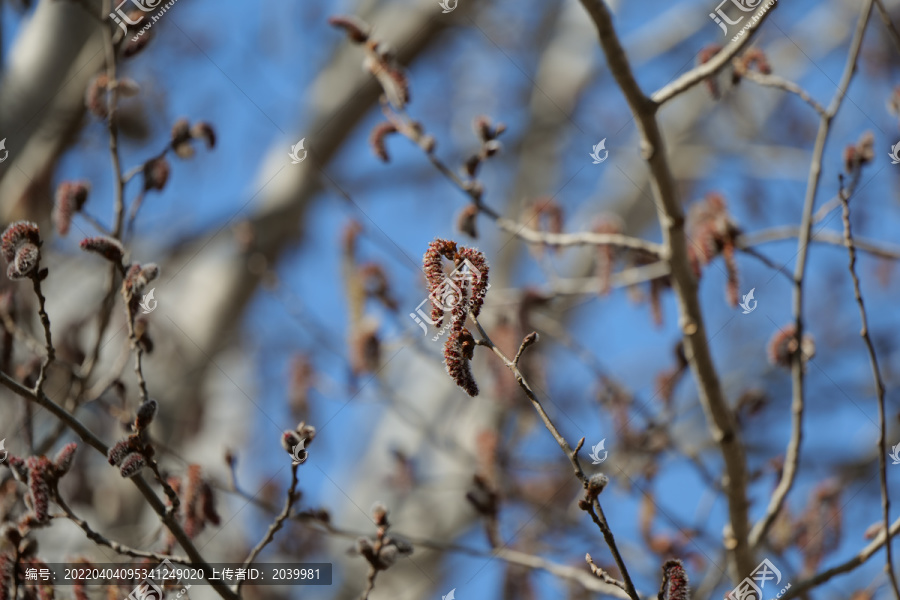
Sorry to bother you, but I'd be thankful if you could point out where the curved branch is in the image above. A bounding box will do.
[651,2,777,105]
[748,0,874,550]
[579,0,754,580]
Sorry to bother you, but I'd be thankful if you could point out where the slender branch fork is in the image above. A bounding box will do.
[235,464,301,595]
[748,0,875,554]
[838,174,900,598]
[0,371,240,600]
[468,313,641,600]
[577,0,766,580]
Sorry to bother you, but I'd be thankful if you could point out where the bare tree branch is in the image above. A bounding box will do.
[651,2,777,105]
[749,0,874,551]
[578,0,754,580]
[839,175,900,599]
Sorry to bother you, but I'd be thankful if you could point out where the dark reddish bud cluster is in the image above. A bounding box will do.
[54,181,91,236]
[768,324,816,369]
[24,458,52,525]
[889,85,900,121]
[369,122,398,162]
[330,15,408,109]
[143,156,171,192]
[463,116,506,178]
[134,317,154,353]
[288,354,315,416]
[686,192,741,307]
[456,205,479,238]
[444,327,479,396]
[5,445,77,528]
[122,263,159,314]
[527,198,563,255]
[107,435,151,479]
[732,47,771,84]
[698,44,724,98]
[658,559,690,600]
[423,239,489,397]
[363,41,409,109]
[280,421,316,464]
[84,74,141,119]
[79,236,125,265]
[183,464,221,538]
[53,443,78,477]
[424,239,458,327]
[353,503,413,571]
[1,221,42,281]
[169,119,216,158]
[843,131,875,174]
[359,262,397,310]
[473,115,506,144]
[350,321,381,376]
[170,118,217,159]
[85,74,111,119]
[369,117,435,164]
[327,15,371,43]
[133,398,158,432]
[593,216,624,295]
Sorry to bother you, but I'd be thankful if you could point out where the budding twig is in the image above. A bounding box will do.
[54,491,186,563]
[237,464,301,595]
[838,174,900,600]
[467,311,640,600]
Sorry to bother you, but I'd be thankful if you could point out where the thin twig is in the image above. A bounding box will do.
[80,210,112,236]
[579,0,754,579]
[0,370,239,600]
[875,0,900,53]
[82,0,128,382]
[780,516,900,599]
[380,109,663,257]
[30,271,54,394]
[146,456,180,516]
[469,312,641,600]
[126,312,150,404]
[651,2,777,105]
[236,464,301,595]
[737,227,900,260]
[739,70,827,117]
[585,552,630,594]
[218,477,632,597]
[749,0,874,551]
[54,492,186,563]
[838,175,900,599]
